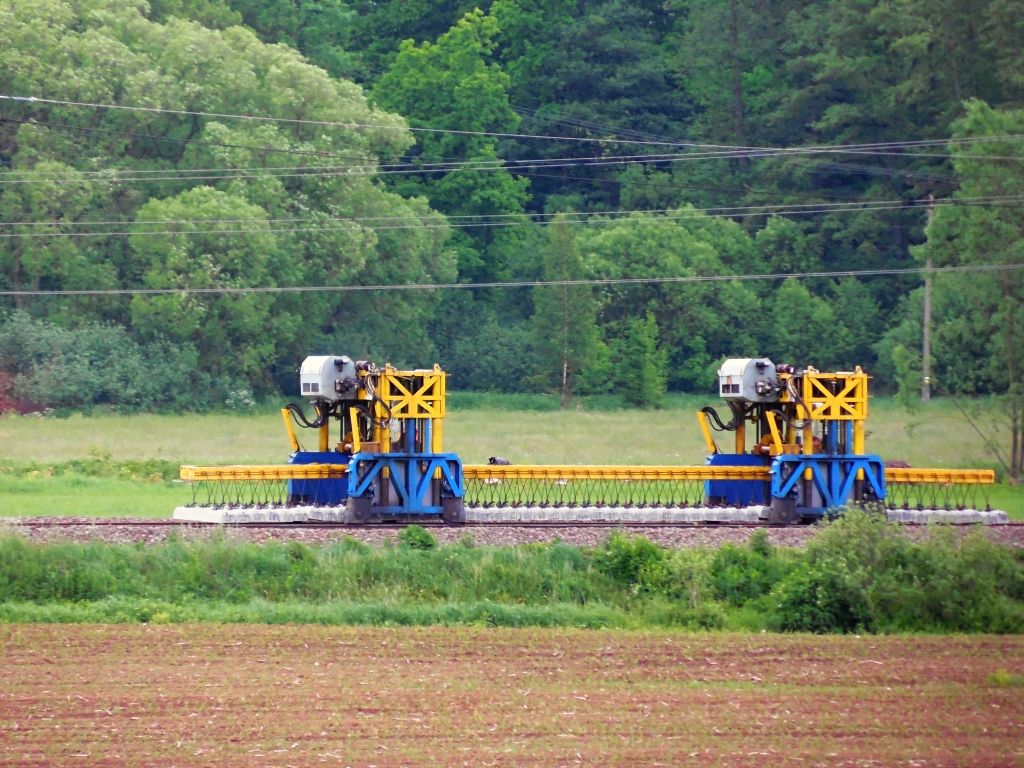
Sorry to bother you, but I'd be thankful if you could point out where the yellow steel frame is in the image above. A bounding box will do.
[366,365,447,454]
[181,464,996,486]
[770,368,870,473]
[280,408,301,452]
[463,464,768,481]
[887,467,995,485]
[181,464,348,481]
[696,410,719,455]
[780,367,869,421]
[377,365,446,419]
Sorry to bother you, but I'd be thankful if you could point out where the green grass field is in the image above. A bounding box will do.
[0,395,1021,517]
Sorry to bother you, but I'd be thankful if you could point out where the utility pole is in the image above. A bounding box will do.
[922,194,934,402]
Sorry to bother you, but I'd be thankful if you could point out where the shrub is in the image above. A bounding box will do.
[710,530,790,607]
[770,510,1024,633]
[397,525,438,550]
[595,532,669,592]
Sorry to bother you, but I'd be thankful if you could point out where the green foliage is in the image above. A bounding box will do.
[710,530,791,607]
[613,313,668,408]
[595,531,671,593]
[2,0,1022,433]
[575,209,765,391]
[397,525,438,550]
[371,9,528,280]
[988,669,1024,688]
[911,101,1024,479]
[772,510,1024,633]
[0,0,452,400]
[529,217,608,403]
[1,517,1022,633]
[0,311,215,411]
[0,454,180,482]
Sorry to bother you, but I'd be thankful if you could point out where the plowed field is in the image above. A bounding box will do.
[2,625,1021,767]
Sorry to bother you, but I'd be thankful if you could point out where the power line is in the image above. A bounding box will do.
[0,94,703,148]
[2,194,1021,234]
[2,195,1021,239]
[0,116,353,161]
[4,139,1012,186]
[1,263,1019,298]
[0,114,952,206]
[3,112,1013,203]
[5,94,1024,156]
[0,150,801,185]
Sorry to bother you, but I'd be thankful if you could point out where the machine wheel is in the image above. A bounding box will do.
[344,495,373,524]
[767,496,799,526]
[442,496,466,524]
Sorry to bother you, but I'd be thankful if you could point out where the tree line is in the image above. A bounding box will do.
[1,0,1021,474]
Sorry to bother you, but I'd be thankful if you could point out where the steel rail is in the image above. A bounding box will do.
[12,517,1024,530]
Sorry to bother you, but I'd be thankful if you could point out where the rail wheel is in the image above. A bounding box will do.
[344,495,373,524]
[442,496,466,524]
[767,496,799,525]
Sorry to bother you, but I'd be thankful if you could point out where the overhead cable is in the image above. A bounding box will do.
[1,263,1019,298]
[1,196,1021,240]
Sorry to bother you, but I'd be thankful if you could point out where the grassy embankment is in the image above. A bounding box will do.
[1,512,1022,632]
[0,393,1020,517]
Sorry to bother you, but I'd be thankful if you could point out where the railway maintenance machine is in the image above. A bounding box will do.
[178,356,465,523]
[700,358,883,524]
[174,355,1001,525]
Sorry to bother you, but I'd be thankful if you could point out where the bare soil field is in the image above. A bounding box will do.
[1,625,1021,767]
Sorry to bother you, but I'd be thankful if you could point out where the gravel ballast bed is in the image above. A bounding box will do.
[4,517,1023,549]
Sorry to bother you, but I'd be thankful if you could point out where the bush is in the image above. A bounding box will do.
[0,312,257,413]
[771,561,872,633]
[595,532,669,592]
[1,520,1022,633]
[770,510,1024,633]
[397,525,438,550]
[710,530,791,607]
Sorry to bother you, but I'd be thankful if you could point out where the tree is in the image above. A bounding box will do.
[613,313,667,408]
[913,101,1024,480]
[223,0,359,78]
[0,161,101,307]
[531,216,607,406]
[754,217,822,276]
[829,277,883,368]
[128,187,291,385]
[576,208,766,391]
[0,0,456,402]
[492,0,689,213]
[674,0,797,148]
[372,10,530,282]
[765,279,837,367]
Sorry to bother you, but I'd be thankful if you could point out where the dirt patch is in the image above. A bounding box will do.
[1,625,1021,767]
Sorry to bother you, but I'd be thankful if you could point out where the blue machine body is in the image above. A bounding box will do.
[287,451,350,505]
[346,451,464,516]
[770,453,886,515]
[705,453,770,506]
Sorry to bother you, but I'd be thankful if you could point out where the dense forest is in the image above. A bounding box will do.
[0,0,1021,424]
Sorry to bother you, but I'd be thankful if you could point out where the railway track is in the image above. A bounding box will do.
[8,516,1024,549]
[10,517,1024,530]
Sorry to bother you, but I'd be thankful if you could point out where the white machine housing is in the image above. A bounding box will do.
[717,357,779,402]
[299,355,358,401]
